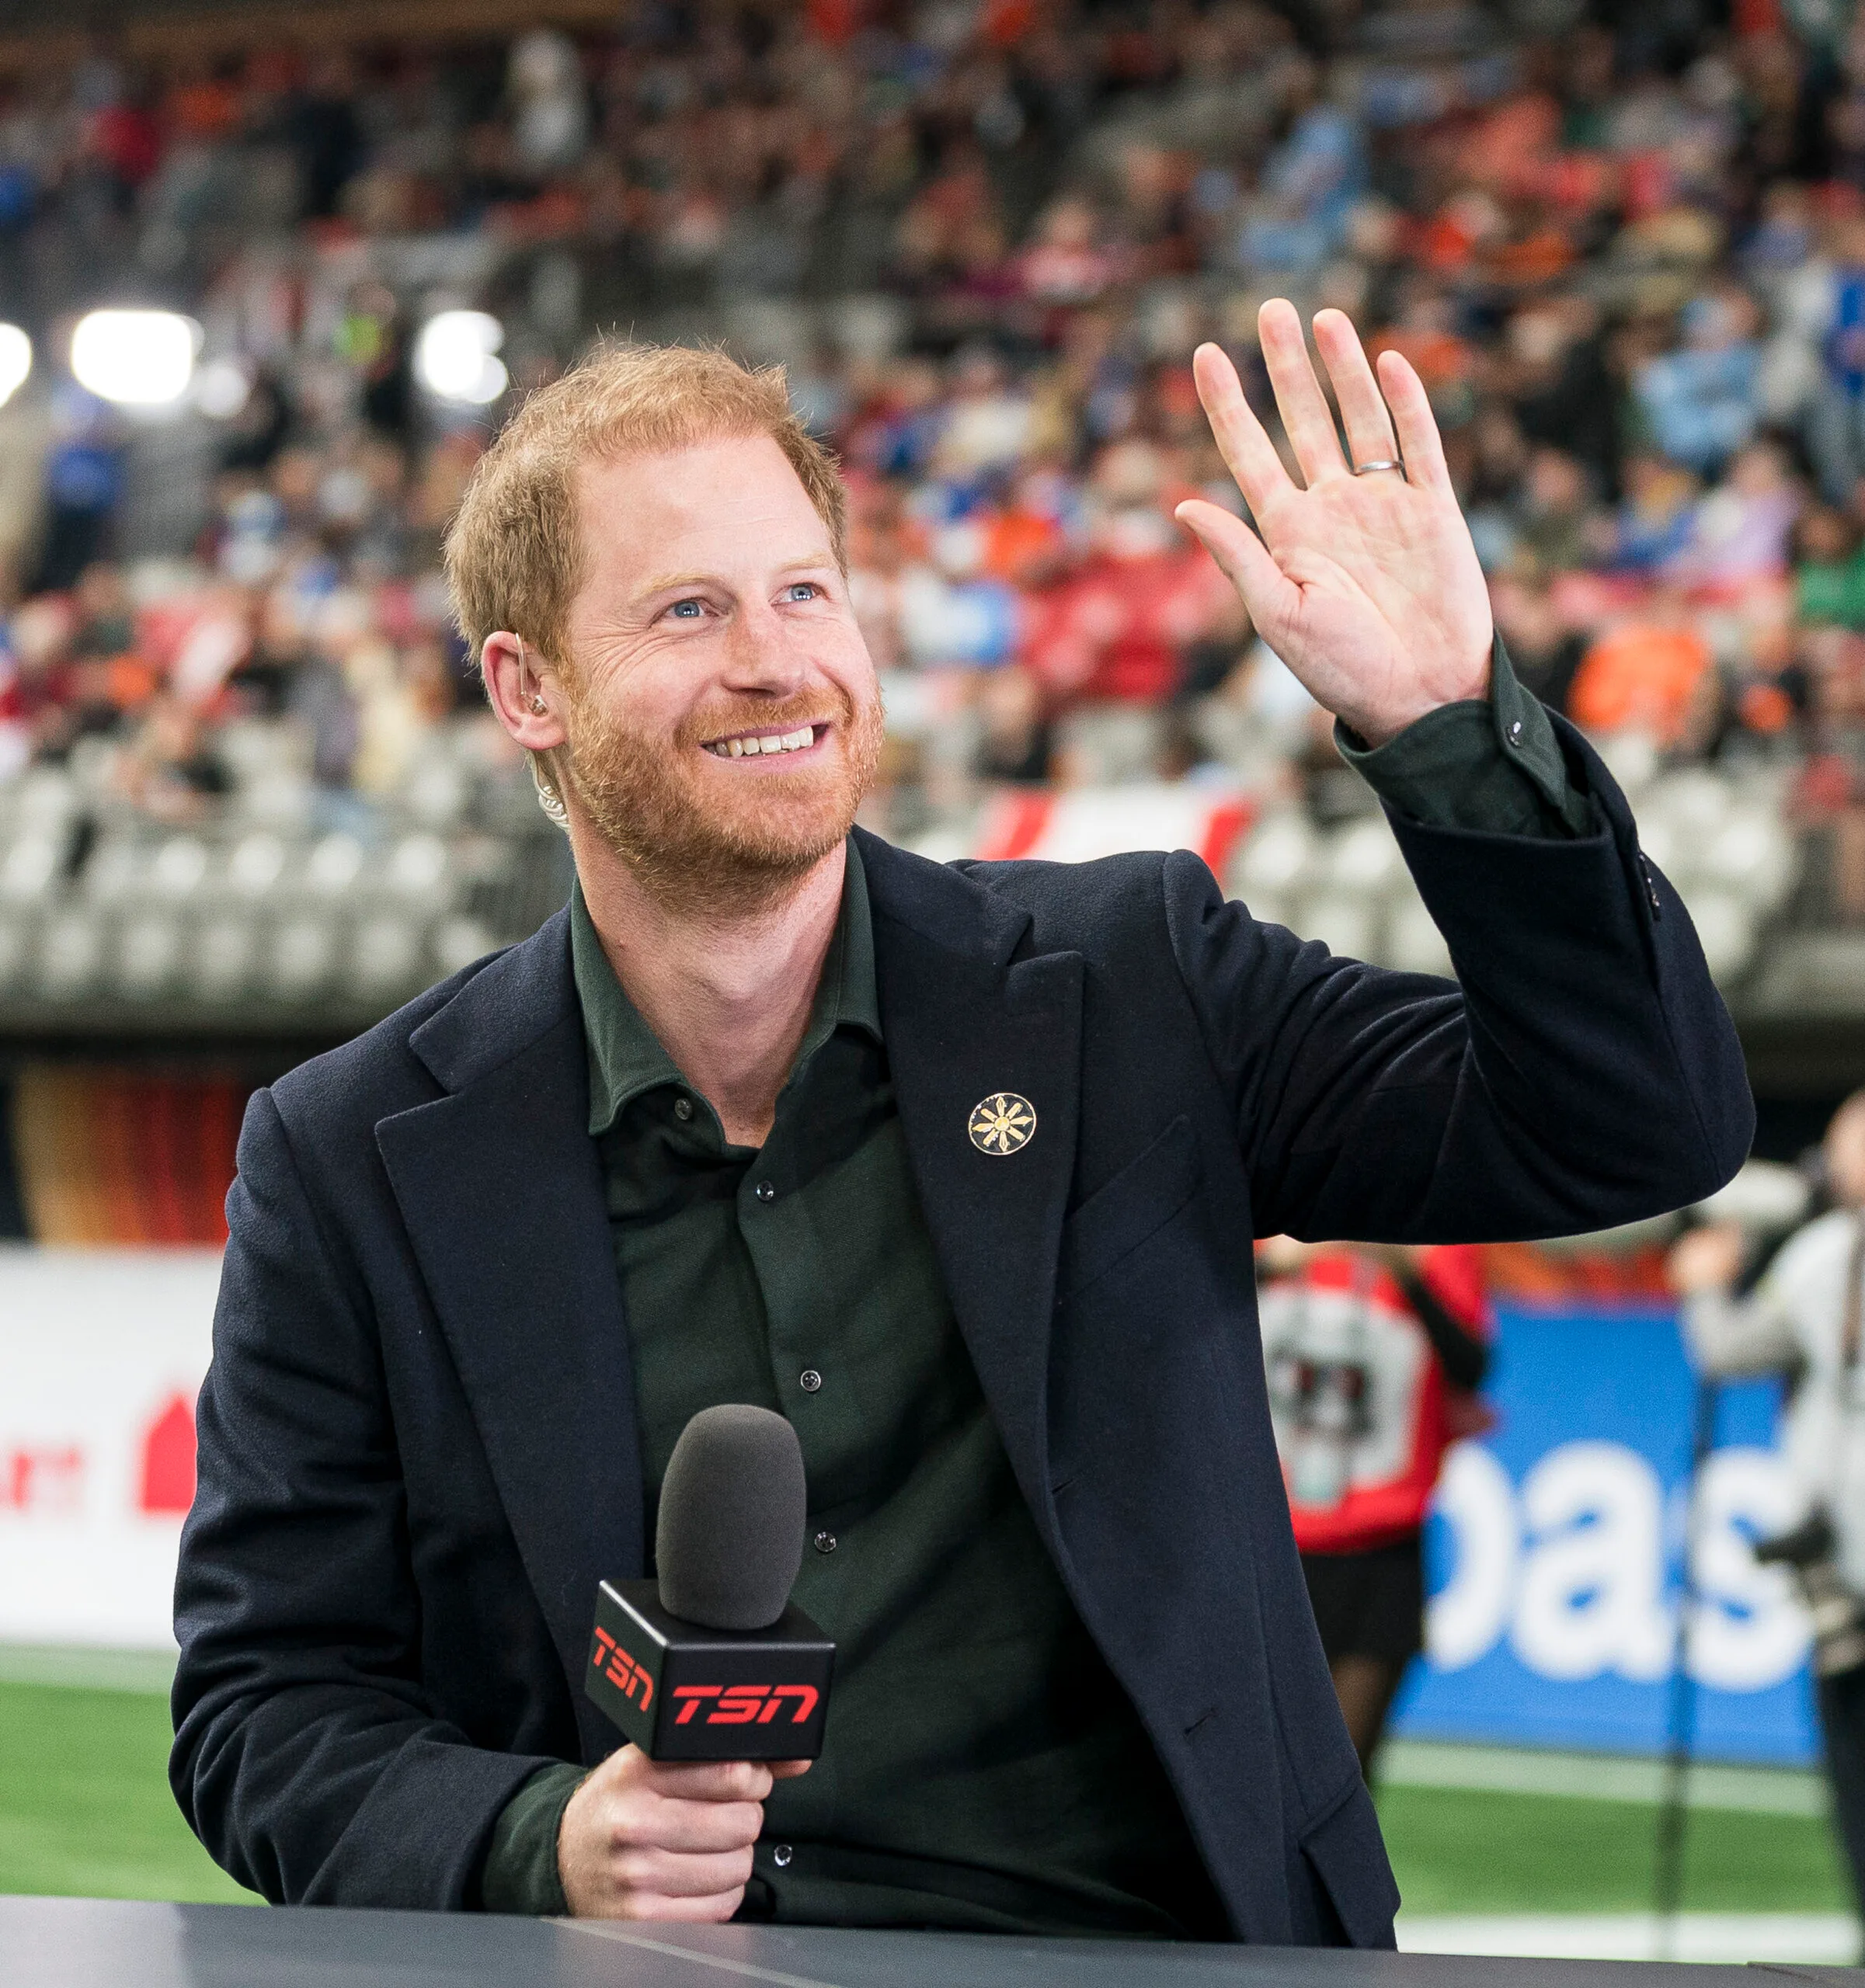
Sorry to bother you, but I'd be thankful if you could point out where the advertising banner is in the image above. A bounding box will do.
[1397,1303,1817,1766]
[0,1247,217,1649]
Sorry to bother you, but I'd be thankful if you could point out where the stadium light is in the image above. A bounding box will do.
[71,309,200,407]
[0,325,31,409]
[414,310,508,406]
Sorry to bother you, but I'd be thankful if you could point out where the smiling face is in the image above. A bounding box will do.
[554,433,883,911]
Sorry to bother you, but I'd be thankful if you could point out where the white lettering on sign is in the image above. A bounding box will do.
[1427,1443,1517,1671]
[1513,1441,1672,1682]
[1689,1448,1808,1691]
[1426,1438,1811,1692]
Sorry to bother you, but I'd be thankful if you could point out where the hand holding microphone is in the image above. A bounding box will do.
[561,1406,832,1921]
[558,1746,809,1921]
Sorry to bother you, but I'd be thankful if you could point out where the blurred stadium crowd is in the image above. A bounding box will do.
[0,0,1854,1041]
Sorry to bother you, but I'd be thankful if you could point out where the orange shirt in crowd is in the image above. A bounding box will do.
[1568,619,1712,744]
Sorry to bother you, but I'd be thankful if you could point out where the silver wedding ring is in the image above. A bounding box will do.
[1352,458,1406,478]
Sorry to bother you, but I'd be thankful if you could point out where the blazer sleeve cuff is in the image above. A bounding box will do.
[1334,634,1594,839]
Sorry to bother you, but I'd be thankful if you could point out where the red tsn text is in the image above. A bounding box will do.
[671,1684,821,1726]
[592,1628,654,1708]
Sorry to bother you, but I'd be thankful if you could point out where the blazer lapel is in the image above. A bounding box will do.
[375,912,641,1764]
[859,831,1083,1540]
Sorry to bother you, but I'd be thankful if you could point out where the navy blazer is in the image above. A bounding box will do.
[172,720,1752,1942]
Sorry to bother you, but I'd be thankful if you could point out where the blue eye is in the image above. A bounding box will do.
[786,582,819,601]
[669,599,703,618]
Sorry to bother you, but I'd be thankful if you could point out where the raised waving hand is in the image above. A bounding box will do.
[1175,300,1492,748]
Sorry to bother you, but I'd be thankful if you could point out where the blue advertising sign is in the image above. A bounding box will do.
[1392,1303,1817,1766]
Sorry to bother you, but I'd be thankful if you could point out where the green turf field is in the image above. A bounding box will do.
[0,1680,257,1903]
[1377,1781,1847,1917]
[0,1676,1847,1914]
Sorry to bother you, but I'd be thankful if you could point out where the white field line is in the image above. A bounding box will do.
[1397,1913,1858,1965]
[1382,1740,1826,1816]
[0,1642,177,1693]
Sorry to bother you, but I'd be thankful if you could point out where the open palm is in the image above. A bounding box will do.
[1176,301,1492,747]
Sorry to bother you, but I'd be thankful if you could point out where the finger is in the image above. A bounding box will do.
[1312,309,1399,474]
[1175,500,1300,634]
[615,1887,746,1924]
[769,1760,813,1779]
[628,1796,768,1854]
[641,1758,774,1803]
[612,1845,757,1899]
[1374,349,1452,495]
[1258,298,1346,488]
[1190,342,1296,518]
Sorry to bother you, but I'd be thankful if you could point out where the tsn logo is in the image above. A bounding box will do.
[591,1628,653,1708]
[673,1684,820,1726]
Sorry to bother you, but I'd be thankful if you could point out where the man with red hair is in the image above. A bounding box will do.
[173,310,1749,1943]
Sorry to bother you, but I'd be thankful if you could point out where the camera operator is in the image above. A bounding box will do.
[1669,1091,1865,1920]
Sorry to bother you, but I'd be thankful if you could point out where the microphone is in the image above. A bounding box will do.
[586,1404,834,1760]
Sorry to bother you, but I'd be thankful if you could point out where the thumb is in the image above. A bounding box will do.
[1175,501,1299,636]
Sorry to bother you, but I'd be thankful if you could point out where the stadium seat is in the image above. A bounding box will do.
[304,835,367,898]
[188,915,258,1004]
[267,915,337,1000]
[1702,808,1798,912]
[116,912,185,999]
[225,832,288,901]
[1229,812,1315,912]
[433,915,499,978]
[1,834,62,906]
[37,910,106,999]
[1297,892,1380,964]
[150,837,211,902]
[381,833,451,905]
[349,914,423,999]
[1675,887,1758,982]
[1383,888,1456,978]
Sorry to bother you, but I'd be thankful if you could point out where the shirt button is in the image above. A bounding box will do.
[812,1529,837,1555]
[754,1180,775,1203]
[772,1844,793,1868]
[673,1097,694,1122]
[1508,719,1523,745]
[799,1368,823,1394]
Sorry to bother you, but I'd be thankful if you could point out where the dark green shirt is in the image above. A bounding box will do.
[478,641,1585,1927]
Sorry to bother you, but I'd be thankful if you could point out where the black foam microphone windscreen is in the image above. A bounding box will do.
[589,1403,831,1757]
[655,1403,807,1632]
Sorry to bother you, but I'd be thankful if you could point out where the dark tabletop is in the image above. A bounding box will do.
[1,1896,1856,1988]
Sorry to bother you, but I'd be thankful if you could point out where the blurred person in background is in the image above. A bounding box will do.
[1568,588,1715,745]
[973,662,1053,785]
[1258,1240,1491,1781]
[1669,1091,1865,1926]
[1796,504,1865,631]
[1634,286,1765,480]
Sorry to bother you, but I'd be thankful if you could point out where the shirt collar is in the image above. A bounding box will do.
[571,836,882,1139]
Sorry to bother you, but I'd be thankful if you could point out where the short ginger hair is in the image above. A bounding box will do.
[444,342,848,679]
